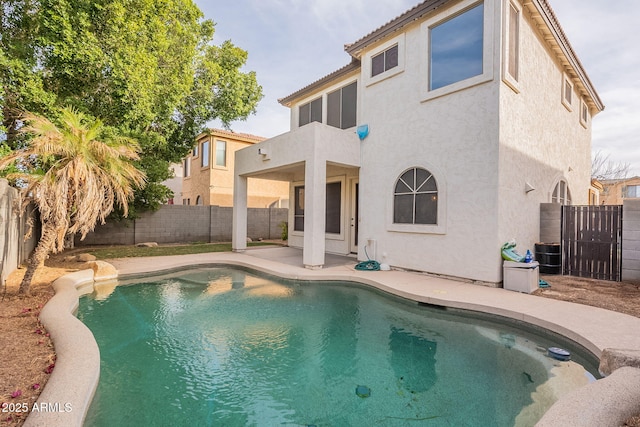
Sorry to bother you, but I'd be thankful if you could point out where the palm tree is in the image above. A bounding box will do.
[0,108,146,295]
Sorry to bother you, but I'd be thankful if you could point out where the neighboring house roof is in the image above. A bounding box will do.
[600,176,640,185]
[279,0,604,113]
[196,128,266,144]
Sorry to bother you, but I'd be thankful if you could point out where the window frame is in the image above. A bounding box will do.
[327,81,358,130]
[364,33,406,87]
[562,74,573,111]
[291,177,346,239]
[388,165,447,235]
[551,179,572,205]
[502,0,521,92]
[298,96,323,127]
[420,0,494,103]
[183,157,191,177]
[215,140,227,168]
[201,139,210,168]
[580,99,589,128]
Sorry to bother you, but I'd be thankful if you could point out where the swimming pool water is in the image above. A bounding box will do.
[79,267,598,426]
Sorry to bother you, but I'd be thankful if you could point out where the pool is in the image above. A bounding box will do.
[79,267,598,426]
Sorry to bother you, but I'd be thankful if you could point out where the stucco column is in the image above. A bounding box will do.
[303,158,326,268]
[232,174,248,253]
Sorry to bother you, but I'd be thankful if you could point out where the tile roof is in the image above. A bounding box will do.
[197,128,266,144]
[279,0,603,112]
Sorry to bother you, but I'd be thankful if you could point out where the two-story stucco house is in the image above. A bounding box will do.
[182,129,289,208]
[599,177,640,205]
[233,0,603,285]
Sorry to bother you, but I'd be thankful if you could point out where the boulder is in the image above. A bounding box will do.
[135,242,158,247]
[88,261,118,282]
[599,348,640,376]
[76,253,96,262]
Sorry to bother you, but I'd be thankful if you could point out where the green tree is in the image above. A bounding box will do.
[1,0,263,207]
[0,108,146,294]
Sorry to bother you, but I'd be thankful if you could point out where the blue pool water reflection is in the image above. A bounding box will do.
[79,267,598,426]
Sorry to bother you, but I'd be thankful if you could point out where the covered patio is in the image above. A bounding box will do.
[232,122,361,269]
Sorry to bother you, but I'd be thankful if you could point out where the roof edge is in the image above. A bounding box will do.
[278,60,361,106]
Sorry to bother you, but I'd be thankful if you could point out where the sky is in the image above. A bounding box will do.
[195,0,640,176]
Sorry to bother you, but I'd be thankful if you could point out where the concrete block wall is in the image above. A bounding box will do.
[539,203,562,244]
[76,205,288,246]
[622,199,640,281]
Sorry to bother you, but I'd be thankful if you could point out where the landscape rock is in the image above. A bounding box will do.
[599,348,640,376]
[76,253,96,262]
[135,242,158,247]
[88,261,118,282]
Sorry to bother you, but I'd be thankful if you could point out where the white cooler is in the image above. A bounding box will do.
[503,261,539,293]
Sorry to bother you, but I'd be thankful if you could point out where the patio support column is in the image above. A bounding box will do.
[232,174,248,253]
[303,158,326,268]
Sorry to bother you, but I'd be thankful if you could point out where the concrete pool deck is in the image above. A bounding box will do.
[28,246,640,426]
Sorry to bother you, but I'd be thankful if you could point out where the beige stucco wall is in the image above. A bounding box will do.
[355,0,503,283]
[600,177,640,205]
[183,132,289,208]
[497,0,594,259]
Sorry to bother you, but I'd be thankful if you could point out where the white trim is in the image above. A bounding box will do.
[580,98,589,128]
[363,33,406,87]
[420,0,494,103]
[561,74,574,111]
[387,164,447,235]
[502,0,521,93]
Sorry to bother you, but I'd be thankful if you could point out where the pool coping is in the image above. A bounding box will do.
[26,250,640,426]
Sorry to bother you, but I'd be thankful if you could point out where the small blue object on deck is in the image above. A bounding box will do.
[548,347,571,361]
[356,385,371,398]
[538,279,550,288]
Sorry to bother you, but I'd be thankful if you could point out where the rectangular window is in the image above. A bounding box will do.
[192,145,199,157]
[580,100,589,127]
[562,76,573,110]
[327,82,357,129]
[325,182,341,234]
[183,158,191,177]
[294,186,305,231]
[298,97,322,127]
[623,185,640,198]
[293,182,342,233]
[430,3,484,91]
[201,140,209,167]
[507,2,519,81]
[216,140,226,167]
[371,44,399,77]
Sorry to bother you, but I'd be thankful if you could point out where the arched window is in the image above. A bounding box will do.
[394,167,438,224]
[196,195,203,206]
[552,180,571,205]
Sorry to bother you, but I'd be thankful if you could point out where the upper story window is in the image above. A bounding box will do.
[623,185,640,199]
[299,97,322,127]
[192,145,199,157]
[216,140,227,167]
[580,100,589,127]
[552,179,572,205]
[506,2,519,80]
[201,140,210,167]
[183,158,191,177]
[327,81,357,130]
[430,3,484,91]
[502,0,520,92]
[371,44,398,77]
[394,167,438,225]
[562,75,573,111]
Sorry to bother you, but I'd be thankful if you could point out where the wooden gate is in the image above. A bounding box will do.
[561,205,623,281]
